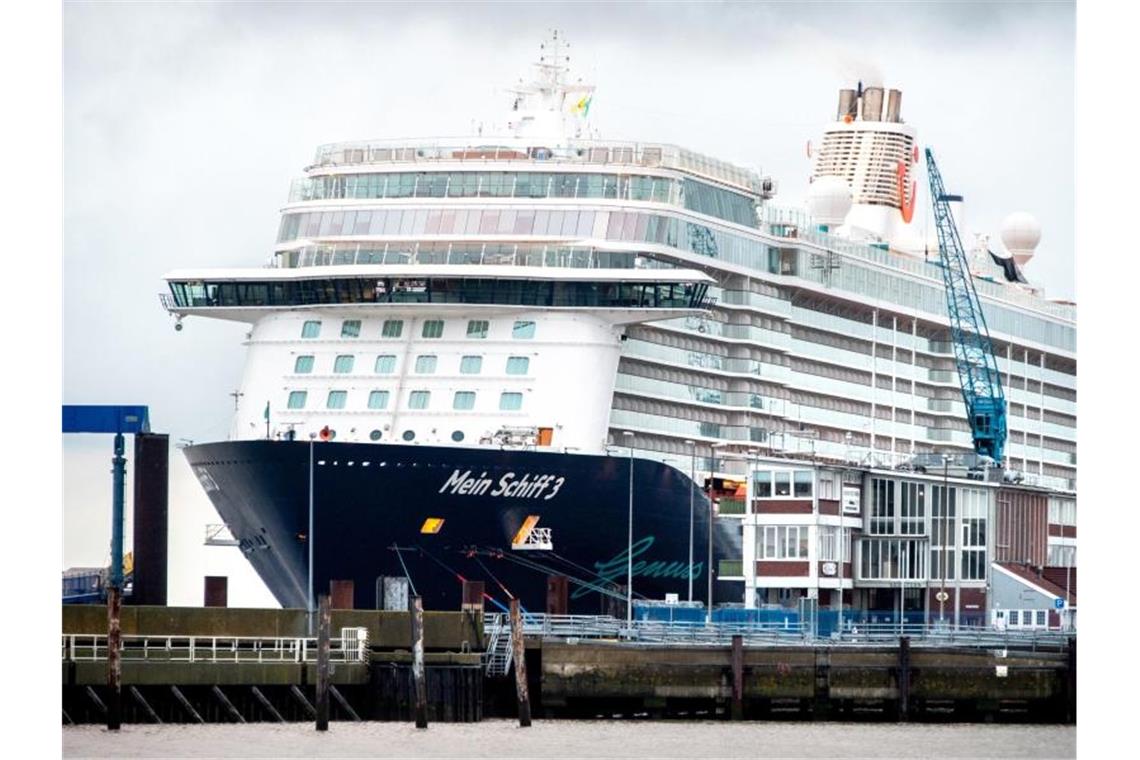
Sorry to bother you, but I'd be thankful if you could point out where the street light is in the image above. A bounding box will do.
[622,430,635,627]
[684,439,696,603]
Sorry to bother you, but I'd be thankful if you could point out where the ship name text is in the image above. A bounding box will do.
[439,469,565,500]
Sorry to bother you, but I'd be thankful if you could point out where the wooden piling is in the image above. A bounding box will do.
[316,593,331,731]
[106,586,122,731]
[898,636,911,721]
[171,685,203,723]
[410,594,428,729]
[212,685,246,723]
[510,598,532,727]
[731,634,744,720]
[130,686,162,724]
[251,686,285,723]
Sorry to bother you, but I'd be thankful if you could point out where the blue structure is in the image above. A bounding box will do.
[924,149,1007,464]
[62,405,151,592]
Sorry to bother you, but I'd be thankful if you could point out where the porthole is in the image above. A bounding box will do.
[402,430,415,442]
[369,430,382,441]
[451,430,465,442]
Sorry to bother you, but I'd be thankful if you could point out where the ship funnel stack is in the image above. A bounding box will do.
[886,89,902,123]
[837,89,857,121]
[861,87,884,122]
[812,83,919,245]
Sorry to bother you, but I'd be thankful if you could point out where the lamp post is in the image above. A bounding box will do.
[685,439,696,602]
[622,431,635,627]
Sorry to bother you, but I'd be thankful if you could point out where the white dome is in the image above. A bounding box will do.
[1000,211,1041,266]
[806,176,853,226]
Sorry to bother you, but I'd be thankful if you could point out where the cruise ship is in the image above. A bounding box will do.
[163,34,1076,621]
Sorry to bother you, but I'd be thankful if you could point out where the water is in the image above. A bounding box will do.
[64,720,1074,758]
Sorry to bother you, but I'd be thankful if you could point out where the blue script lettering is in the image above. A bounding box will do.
[570,535,704,599]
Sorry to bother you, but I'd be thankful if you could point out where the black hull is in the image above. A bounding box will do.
[185,441,741,614]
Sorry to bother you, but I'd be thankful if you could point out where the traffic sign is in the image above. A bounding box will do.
[1054,597,1065,609]
[935,591,949,602]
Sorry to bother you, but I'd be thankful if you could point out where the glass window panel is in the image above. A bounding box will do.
[368,390,389,409]
[294,355,314,374]
[287,391,307,409]
[498,210,517,234]
[422,319,444,338]
[460,355,483,374]
[375,355,396,374]
[353,211,372,234]
[505,356,529,375]
[774,472,791,497]
[414,355,437,374]
[333,355,355,374]
[382,209,401,235]
[326,390,347,409]
[301,320,321,338]
[793,471,813,498]
[466,320,489,339]
[753,471,772,498]
[512,320,536,339]
[499,392,523,411]
[382,319,403,338]
[341,320,361,338]
[409,390,431,409]
[514,210,534,234]
[453,391,476,410]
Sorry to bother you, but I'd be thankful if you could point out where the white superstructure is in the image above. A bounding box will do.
[162,34,1076,493]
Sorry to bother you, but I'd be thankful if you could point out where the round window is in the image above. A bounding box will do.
[369,430,382,442]
[451,430,465,442]
[402,430,415,442]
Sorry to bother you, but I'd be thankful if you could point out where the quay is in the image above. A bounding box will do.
[61,605,1074,725]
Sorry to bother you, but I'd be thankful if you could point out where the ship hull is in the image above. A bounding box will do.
[184,440,741,614]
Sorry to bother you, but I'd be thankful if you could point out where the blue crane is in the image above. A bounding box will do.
[924,148,1007,464]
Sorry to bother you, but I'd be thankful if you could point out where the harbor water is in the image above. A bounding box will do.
[64,719,1075,758]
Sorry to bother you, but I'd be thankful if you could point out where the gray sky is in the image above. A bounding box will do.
[62,0,1075,607]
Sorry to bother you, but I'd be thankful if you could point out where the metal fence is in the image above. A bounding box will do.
[61,633,369,664]
[501,613,1071,651]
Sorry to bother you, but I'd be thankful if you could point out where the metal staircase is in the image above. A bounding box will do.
[482,613,514,677]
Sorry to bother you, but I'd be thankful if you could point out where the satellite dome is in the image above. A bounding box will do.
[806,176,853,227]
[1000,212,1041,267]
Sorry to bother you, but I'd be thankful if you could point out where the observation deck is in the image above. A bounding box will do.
[307,138,775,199]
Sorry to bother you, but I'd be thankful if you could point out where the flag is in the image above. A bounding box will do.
[574,94,592,117]
[264,400,270,420]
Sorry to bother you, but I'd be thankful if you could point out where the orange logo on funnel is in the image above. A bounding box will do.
[897,160,916,223]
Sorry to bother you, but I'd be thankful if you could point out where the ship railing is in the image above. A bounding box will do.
[60,633,369,664]
[308,138,766,196]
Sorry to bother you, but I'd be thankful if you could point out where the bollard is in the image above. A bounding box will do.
[731,634,744,720]
[510,598,532,727]
[315,594,331,731]
[410,594,428,728]
[106,586,122,730]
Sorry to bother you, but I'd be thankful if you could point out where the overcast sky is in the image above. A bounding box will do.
[61,0,1075,608]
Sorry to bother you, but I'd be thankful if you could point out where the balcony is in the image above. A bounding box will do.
[718,560,744,578]
[717,497,747,516]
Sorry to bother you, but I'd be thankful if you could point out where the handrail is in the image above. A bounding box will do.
[481,612,1071,650]
[60,633,369,664]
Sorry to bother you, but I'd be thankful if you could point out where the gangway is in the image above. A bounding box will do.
[482,612,514,676]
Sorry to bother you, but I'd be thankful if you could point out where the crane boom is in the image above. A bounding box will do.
[924,147,1007,464]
